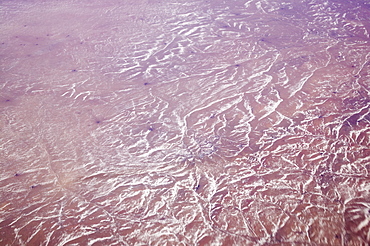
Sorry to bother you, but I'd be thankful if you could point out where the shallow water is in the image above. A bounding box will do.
[1,0,370,245]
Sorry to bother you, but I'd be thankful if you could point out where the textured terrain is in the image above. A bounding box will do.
[1,0,370,245]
